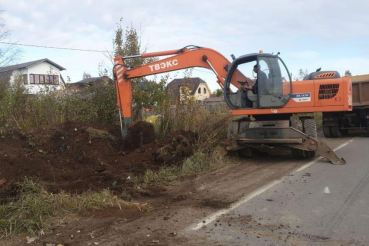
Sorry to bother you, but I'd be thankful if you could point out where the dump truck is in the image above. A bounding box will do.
[322,74,369,137]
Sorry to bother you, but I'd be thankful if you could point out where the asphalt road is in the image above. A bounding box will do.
[188,135,369,245]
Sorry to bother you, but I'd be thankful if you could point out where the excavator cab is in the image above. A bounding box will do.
[224,53,292,110]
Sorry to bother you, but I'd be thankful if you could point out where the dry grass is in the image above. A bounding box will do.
[135,97,232,186]
[0,178,152,238]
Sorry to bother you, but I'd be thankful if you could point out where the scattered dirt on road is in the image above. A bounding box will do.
[0,121,196,199]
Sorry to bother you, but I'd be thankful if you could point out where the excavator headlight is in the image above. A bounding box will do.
[259,50,263,54]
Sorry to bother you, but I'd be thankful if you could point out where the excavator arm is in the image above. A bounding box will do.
[113,45,247,136]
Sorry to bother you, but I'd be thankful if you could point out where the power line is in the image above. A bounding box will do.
[193,68,214,74]
[0,41,108,53]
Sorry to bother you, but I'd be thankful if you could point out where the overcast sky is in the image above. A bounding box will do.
[1,0,369,91]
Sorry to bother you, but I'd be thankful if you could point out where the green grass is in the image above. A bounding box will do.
[0,178,149,238]
[136,150,228,189]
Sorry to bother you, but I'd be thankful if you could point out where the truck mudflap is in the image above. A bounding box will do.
[219,126,346,165]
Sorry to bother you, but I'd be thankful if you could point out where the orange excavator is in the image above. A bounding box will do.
[113,45,352,164]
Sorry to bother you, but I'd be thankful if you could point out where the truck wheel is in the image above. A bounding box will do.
[323,126,332,138]
[227,121,239,139]
[330,126,342,138]
[303,119,318,139]
[291,120,303,131]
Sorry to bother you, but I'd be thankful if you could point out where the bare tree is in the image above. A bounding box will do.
[98,62,108,77]
[0,9,22,67]
[298,69,309,80]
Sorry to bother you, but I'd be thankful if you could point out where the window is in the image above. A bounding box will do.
[40,75,45,84]
[198,87,201,94]
[22,74,28,85]
[204,88,206,94]
[29,74,59,85]
[53,75,59,85]
[35,75,40,84]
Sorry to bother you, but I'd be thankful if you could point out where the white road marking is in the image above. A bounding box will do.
[191,138,353,231]
[324,187,331,193]
[191,179,283,230]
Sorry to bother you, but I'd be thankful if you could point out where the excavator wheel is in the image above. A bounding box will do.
[291,118,317,159]
[291,148,303,159]
[291,149,316,159]
[237,147,252,158]
[291,120,303,131]
[303,119,317,158]
[303,119,318,139]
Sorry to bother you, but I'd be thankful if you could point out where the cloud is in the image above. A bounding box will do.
[0,0,368,84]
[288,51,320,59]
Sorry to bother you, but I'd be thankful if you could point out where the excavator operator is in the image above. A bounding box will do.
[251,64,268,94]
[241,64,268,108]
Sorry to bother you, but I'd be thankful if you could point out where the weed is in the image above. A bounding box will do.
[0,179,147,238]
[181,152,208,174]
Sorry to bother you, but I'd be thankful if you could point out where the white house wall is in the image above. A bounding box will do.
[9,68,28,84]
[26,62,62,94]
[193,83,211,101]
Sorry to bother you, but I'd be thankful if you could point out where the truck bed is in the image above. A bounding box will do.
[351,74,369,107]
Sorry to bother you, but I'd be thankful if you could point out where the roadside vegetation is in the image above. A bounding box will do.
[0,20,232,239]
[0,81,230,238]
[0,178,152,238]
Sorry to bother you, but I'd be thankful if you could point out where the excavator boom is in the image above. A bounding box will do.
[113,46,245,135]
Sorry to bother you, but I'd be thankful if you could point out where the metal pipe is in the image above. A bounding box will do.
[122,55,142,60]
[118,111,124,137]
[205,59,219,76]
[141,49,179,58]
[123,49,179,60]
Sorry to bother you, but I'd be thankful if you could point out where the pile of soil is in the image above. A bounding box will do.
[0,121,196,199]
[124,121,156,150]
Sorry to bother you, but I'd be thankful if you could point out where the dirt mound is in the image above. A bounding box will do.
[0,121,196,199]
[124,121,156,150]
[153,131,196,164]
